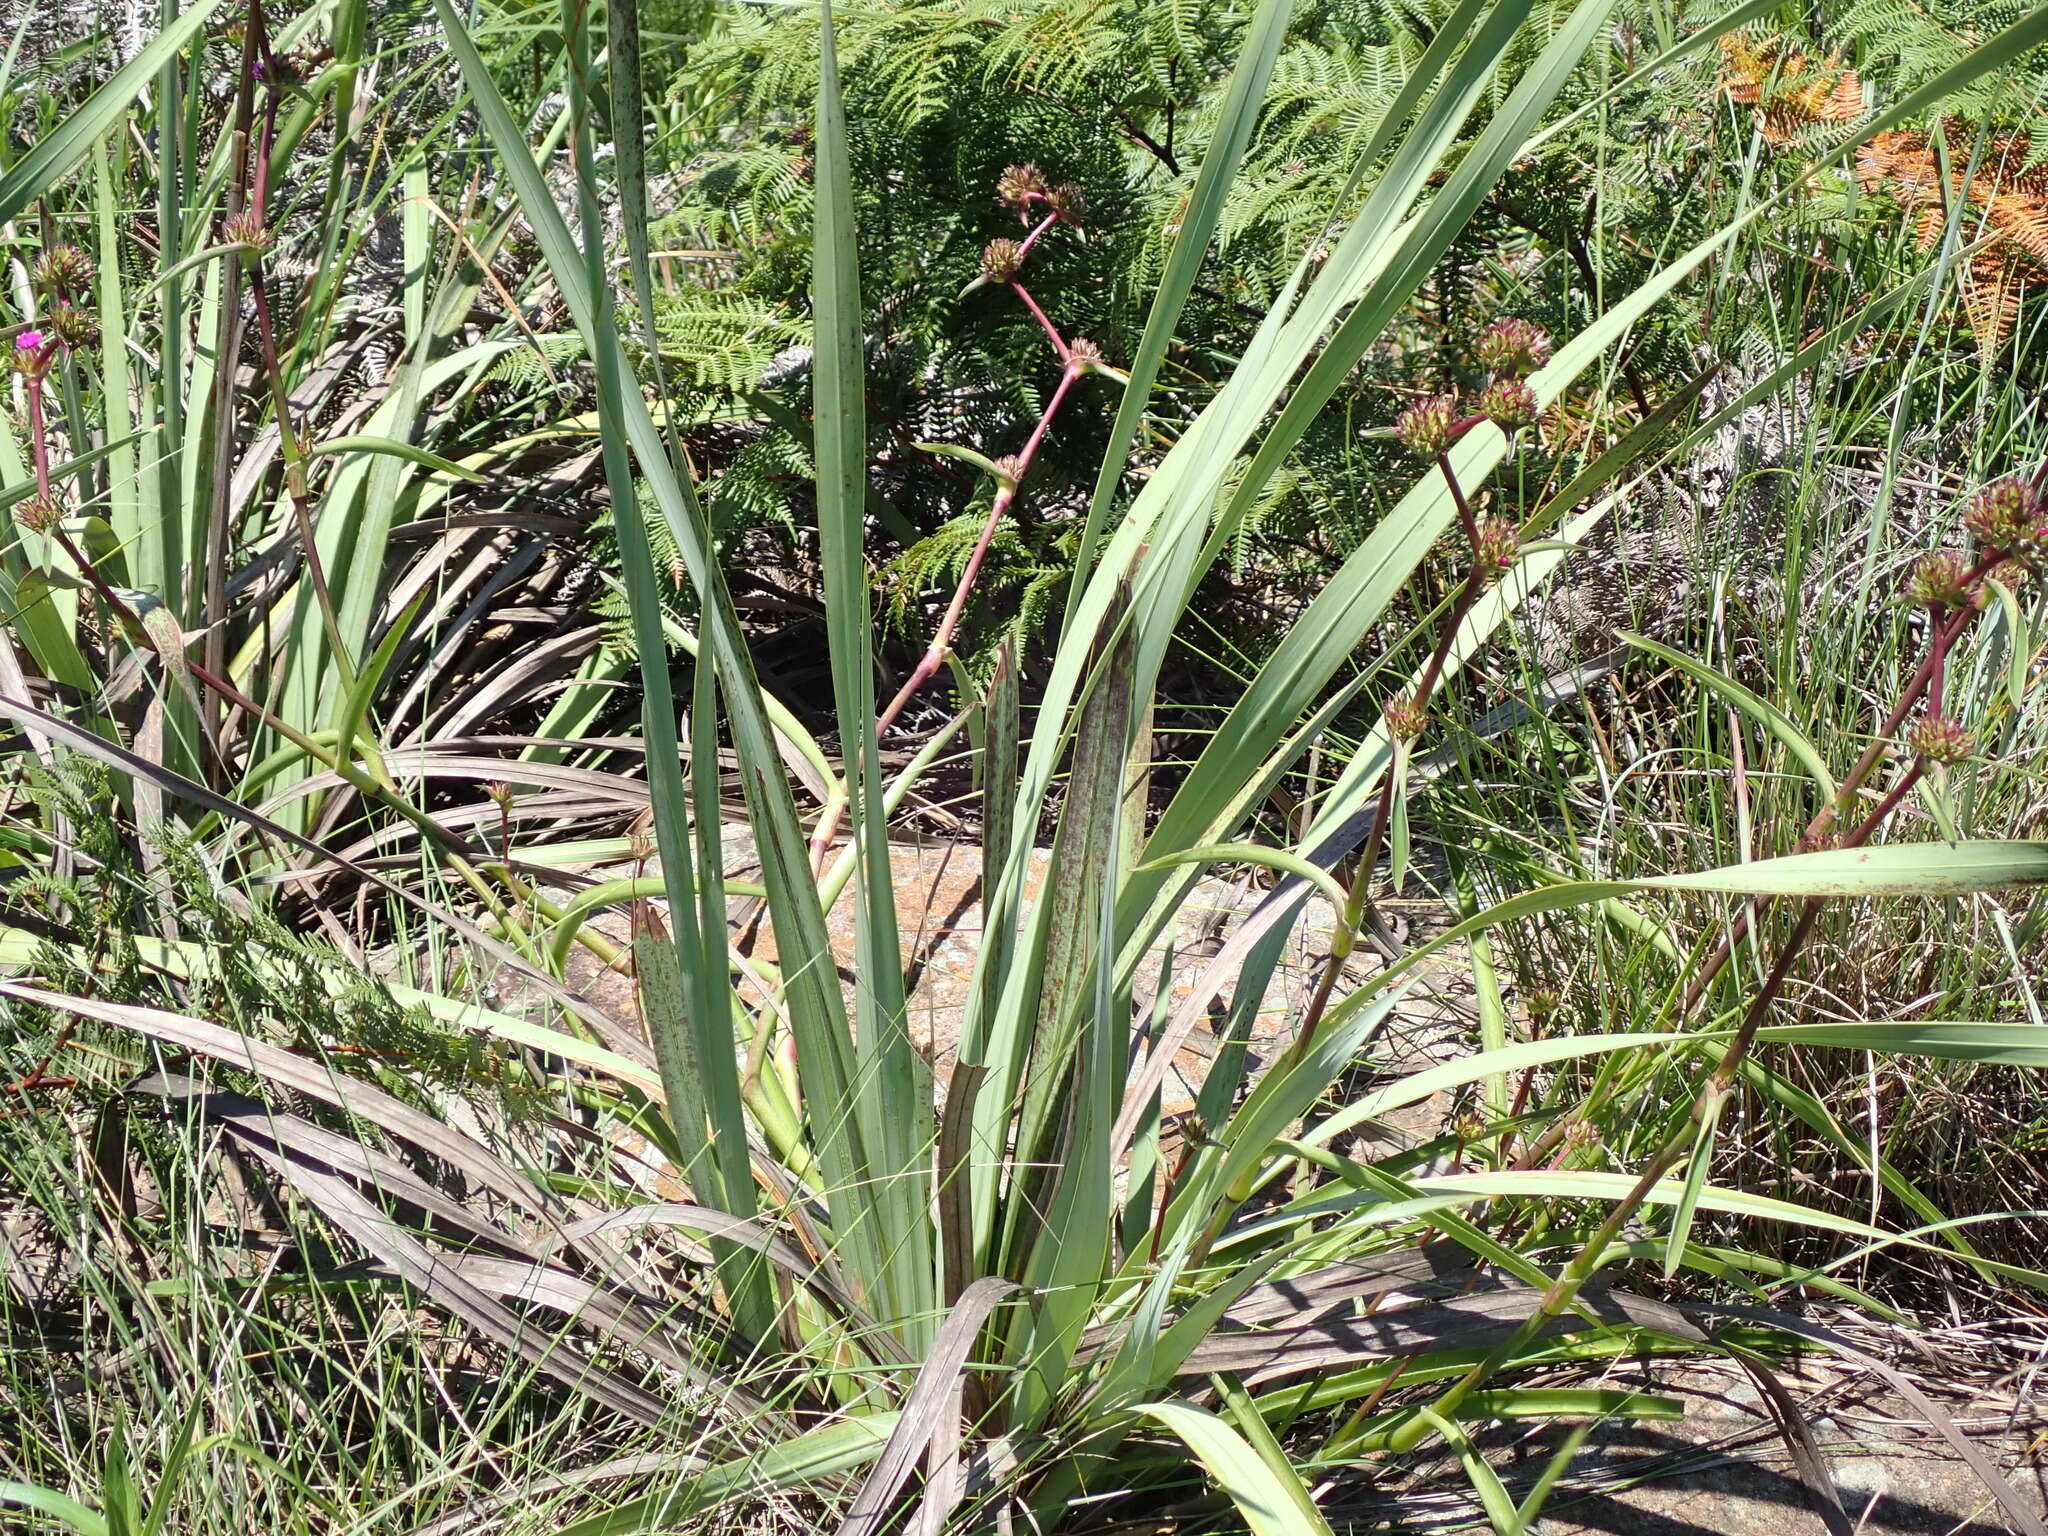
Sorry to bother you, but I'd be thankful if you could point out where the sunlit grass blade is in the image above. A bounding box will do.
[1135,1401,1335,1536]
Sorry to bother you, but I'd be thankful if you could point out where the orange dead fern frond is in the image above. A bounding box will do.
[1857,121,2048,352]
[1719,33,1865,146]
[1964,251,2025,352]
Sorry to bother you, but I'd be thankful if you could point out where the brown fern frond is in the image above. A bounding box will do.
[1859,120,2048,355]
[1914,204,1947,252]
[1985,190,2048,269]
[1962,252,2024,352]
[1719,33,1864,146]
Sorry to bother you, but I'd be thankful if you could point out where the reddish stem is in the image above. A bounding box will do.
[26,373,53,498]
[1010,281,1068,360]
[876,362,1080,740]
[1013,211,1059,259]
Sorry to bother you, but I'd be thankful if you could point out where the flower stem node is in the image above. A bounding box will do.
[15,490,67,534]
[1475,316,1551,377]
[30,245,94,298]
[44,304,98,352]
[1471,516,1522,582]
[990,454,1026,492]
[980,238,1025,284]
[1064,337,1127,383]
[1044,182,1086,224]
[1477,377,1539,432]
[1963,476,2047,567]
[224,211,278,256]
[1384,692,1427,742]
[997,163,1048,212]
[1394,393,1460,459]
[1906,713,1974,765]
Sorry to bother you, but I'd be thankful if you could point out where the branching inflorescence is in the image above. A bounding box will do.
[808,165,1124,865]
[1373,468,2046,1453]
[1291,319,1551,1061]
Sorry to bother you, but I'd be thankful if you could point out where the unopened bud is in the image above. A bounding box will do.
[1044,181,1086,223]
[1906,713,1974,765]
[1068,337,1104,368]
[1963,477,2045,567]
[1903,551,1970,609]
[980,238,1024,283]
[30,245,94,297]
[1471,516,1522,581]
[1384,692,1427,742]
[1475,316,1551,377]
[44,303,97,351]
[996,163,1048,211]
[223,210,277,255]
[1394,394,1459,459]
[15,490,66,533]
[1477,377,1538,432]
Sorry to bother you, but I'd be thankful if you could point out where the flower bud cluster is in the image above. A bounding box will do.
[14,489,67,533]
[1475,316,1550,377]
[980,238,1024,284]
[1476,377,1537,431]
[1471,516,1521,583]
[1907,713,1974,765]
[224,209,278,256]
[1903,551,1971,609]
[1962,476,2047,571]
[1383,692,1427,742]
[1474,317,1549,432]
[10,330,52,378]
[31,245,94,300]
[1394,394,1459,459]
[996,164,1085,225]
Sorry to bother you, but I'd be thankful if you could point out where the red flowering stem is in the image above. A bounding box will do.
[24,372,53,499]
[40,518,523,920]
[1013,211,1059,260]
[1694,586,1989,988]
[1815,572,1990,837]
[876,361,1080,740]
[1847,758,1927,843]
[238,70,356,685]
[1010,281,1068,360]
[1398,730,1939,1455]
[1436,444,1483,546]
[805,297,1085,867]
[1516,568,1995,1176]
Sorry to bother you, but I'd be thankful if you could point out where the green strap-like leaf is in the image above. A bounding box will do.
[1135,1401,1336,1536]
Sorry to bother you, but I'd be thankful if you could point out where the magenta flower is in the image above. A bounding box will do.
[16,331,44,352]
